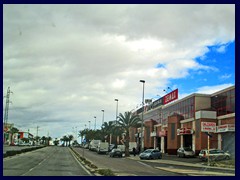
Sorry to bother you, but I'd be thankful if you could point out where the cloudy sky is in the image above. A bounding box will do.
[3,4,235,140]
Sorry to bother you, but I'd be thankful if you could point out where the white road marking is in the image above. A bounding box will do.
[137,161,152,168]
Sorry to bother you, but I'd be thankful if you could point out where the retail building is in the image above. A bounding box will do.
[131,85,235,156]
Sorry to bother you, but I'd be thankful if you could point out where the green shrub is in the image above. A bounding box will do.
[6,150,17,156]
[97,169,115,176]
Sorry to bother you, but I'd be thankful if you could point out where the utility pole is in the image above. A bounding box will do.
[4,87,13,127]
[3,87,13,143]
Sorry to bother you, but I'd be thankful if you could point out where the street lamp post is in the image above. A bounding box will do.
[88,121,91,130]
[94,116,96,130]
[140,80,145,153]
[115,99,118,125]
[101,110,104,126]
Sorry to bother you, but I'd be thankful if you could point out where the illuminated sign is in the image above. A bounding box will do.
[163,89,178,105]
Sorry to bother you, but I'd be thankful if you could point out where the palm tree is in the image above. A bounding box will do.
[61,135,68,146]
[117,111,141,157]
[68,135,73,146]
[102,121,122,143]
[53,138,59,146]
[46,136,52,146]
[41,136,46,145]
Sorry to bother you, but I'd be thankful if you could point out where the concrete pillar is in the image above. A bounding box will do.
[154,136,156,149]
[180,123,183,147]
[161,136,164,153]
[192,120,196,151]
[218,120,222,149]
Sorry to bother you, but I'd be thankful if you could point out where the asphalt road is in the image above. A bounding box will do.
[73,147,185,176]
[3,146,91,176]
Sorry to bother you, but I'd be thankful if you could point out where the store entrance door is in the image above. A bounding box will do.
[183,134,192,148]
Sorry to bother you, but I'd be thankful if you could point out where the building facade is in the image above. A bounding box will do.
[130,85,235,156]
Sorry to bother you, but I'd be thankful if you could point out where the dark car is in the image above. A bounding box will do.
[139,149,162,160]
[109,148,123,158]
[177,147,195,158]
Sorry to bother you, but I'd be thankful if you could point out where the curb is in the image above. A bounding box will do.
[126,156,235,172]
[70,147,116,176]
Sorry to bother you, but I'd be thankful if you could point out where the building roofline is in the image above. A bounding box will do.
[142,85,235,114]
[211,85,235,97]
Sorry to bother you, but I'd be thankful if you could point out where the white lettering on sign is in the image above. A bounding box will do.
[163,89,178,105]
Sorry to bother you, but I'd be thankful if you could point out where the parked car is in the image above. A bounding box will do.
[177,147,195,158]
[199,149,230,161]
[97,142,109,154]
[139,149,162,160]
[89,140,101,151]
[109,148,123,158]
[83,143,89,149]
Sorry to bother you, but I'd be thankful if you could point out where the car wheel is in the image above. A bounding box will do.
[177,153,180,158]
[149,156,153,160]
[225,156,230,160]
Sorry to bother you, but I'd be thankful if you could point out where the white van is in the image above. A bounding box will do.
[97,142,109,154]
[89,140,101,151]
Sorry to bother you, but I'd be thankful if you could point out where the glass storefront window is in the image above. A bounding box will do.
[211,89,235,116]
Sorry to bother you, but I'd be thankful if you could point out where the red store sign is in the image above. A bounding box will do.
[163,89,178,105]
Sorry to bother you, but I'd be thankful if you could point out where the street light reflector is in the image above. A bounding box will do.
[115,99,118,101]
[140,80,145,83]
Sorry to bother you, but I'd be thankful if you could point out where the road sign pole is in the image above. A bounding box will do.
[208,132,210,166]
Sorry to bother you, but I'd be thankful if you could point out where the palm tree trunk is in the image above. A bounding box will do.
[125,131,130,157]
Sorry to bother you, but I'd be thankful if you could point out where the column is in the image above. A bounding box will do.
[192,120,195,151]
[218,120,222,149]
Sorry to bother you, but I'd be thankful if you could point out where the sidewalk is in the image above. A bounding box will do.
[126,155,235,176]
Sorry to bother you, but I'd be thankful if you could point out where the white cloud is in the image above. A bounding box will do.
[195,84,234,94]
[216,45,227,53]
[3,4,235,138]
[219,74,232,80]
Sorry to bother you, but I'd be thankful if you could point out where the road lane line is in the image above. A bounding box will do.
[137,161,152,168]
[21,158,47,176]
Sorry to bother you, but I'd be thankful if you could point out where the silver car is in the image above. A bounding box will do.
[139,149,162,160]
[199,149,230,161]
[177,147,195,158]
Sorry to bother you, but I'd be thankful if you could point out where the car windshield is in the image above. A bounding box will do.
[143,150,152,153]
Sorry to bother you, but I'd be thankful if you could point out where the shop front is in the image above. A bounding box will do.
[216,124,235,157]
